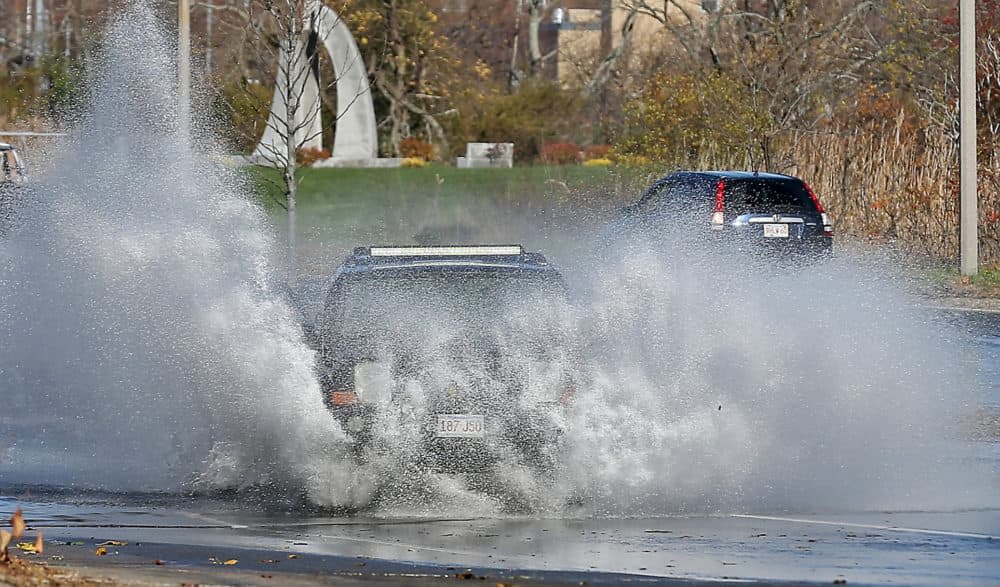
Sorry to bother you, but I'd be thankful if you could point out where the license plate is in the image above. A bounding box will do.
[436,414,485,438]
[763,223,789,238]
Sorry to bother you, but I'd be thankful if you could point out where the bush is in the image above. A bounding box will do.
[614,71,771,166]
[582,157,612,167]
[583,144,612,161]
[399,137,435,160]
[296,147,331,167]
[443,79,588,163]
[541,142,580,165]
[400,157,428,168]
[215,79,272,153]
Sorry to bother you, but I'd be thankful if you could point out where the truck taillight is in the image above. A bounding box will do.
[711,180,726,230]
[329,391,358,405]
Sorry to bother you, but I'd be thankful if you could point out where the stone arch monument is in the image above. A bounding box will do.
[253,0,378,164]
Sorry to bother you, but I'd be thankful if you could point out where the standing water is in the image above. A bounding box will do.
[0,1,995,517]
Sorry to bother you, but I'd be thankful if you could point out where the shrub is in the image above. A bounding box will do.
[399,137,435,160]
[443,79,587,163]
[541,142,580,165]
[296,146,331,167]
[400,157,428,168]
[608,152,651,168]
[582,157,613,167]
[614,71,771,166]
[583,144,612,161]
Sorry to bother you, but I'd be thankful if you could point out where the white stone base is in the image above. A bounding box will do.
[312,157,403,168]
[456,156,514,169]
[225,155,403,169]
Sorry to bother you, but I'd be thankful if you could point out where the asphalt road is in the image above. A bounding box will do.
[1,496,998,586]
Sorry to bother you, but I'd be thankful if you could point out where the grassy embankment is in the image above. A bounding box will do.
[245,165,642,273]
[244,163,1000,297]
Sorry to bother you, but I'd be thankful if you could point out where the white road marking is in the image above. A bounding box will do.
[313,531,505,560]
[733,514,1000,540]
[925,304,1000,315]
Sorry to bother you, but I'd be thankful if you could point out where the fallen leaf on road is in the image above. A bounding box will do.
[97,540,127,547]
[0,529,11,563]
[15,542,39,554]
[152,559,166,565]
[10,509,25,539]
[223,559,238,565]
[287,554,299,559]
[95,547,107,556]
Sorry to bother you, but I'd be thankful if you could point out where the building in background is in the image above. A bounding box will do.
[429,0,715,87]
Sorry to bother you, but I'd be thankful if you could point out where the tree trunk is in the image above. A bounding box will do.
[527,0,543,77]
[509,0,523,89]
[584,7,638,97]
[284,11,299,282]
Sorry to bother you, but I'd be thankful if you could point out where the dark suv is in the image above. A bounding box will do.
[621,171,833,256]
[314,245,573,479]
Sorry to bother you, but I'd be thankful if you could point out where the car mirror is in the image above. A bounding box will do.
[355,361,393,406]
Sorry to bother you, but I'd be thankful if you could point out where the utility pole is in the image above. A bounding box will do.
[960,0,978,276]
[205,0,214,78]
[178,0,192,140]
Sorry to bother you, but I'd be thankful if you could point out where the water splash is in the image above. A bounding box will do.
[556,236,991,515]
[0,2,367,507]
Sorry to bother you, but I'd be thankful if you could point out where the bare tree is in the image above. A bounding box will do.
[583,5,639,97]
[244,0,319,279]
[239,0,370,279]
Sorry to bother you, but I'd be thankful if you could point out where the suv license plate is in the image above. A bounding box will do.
[763,223,789,238]
[436,414,485,438]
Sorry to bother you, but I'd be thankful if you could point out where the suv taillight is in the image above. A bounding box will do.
[804,182,834,237]
[820,212,834,237]
[710,180,726,230]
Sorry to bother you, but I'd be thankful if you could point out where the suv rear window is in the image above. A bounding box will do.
[633,175,819,217]
[320,270,569,357]
[724,179,816,215]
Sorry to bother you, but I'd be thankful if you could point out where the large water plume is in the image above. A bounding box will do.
[0,2,369,507]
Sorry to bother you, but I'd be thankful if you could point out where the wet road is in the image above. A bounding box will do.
[0,497,997,586]
[2,306,999,586]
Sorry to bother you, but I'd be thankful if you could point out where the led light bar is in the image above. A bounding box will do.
[369,245,523,257]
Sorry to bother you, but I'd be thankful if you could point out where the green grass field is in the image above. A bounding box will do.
[246,165,650,273]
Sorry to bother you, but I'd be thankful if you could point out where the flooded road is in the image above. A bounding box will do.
[2,306,998,586]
